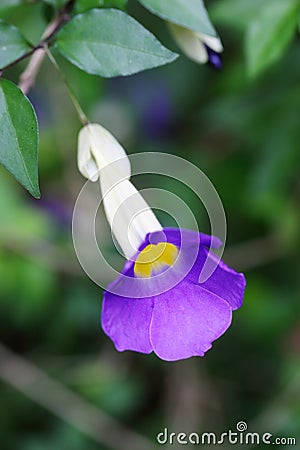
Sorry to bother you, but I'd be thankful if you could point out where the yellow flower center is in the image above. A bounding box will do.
[134,242,179,278]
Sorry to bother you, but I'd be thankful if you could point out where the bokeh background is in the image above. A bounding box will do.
[1,0,300,449]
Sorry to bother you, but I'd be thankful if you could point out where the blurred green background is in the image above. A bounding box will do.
[1,0,300,449]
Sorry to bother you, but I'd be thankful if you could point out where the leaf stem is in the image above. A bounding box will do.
[0,45,40,75]
[45,48,89,126]
[0,0,75,93]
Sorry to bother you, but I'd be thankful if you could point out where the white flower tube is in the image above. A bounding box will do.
[77,123,131,182]
[168,23,223,65]
[77,123,162,259]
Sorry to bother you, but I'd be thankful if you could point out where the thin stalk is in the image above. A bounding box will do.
[46,48,89,126]
[0,45,40,75]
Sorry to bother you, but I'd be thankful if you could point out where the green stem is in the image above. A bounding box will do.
[46,48,89,126]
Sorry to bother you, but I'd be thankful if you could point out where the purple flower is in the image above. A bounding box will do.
[204,45,222,70]
[77,123,245,362]
[102,227,245,362]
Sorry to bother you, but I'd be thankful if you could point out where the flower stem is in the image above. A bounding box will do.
[46,48,89,126]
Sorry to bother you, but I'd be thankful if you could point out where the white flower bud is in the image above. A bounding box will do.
[168,23,223,64]
[77,123,131,182]
[77,123,162,259]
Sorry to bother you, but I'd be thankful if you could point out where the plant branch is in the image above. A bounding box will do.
[0,343,154,450]
[0,46,40,75]
[0,0,75,84]
[18,5,72,94]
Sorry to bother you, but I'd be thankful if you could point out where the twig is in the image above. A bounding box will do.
[18,47,48,94]
[0,343,155,450]
[18,2,73,94]
[223,234,284,272]
[0,45,41,75]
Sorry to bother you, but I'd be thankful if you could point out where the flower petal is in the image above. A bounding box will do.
[101,178,162,259]
[156,227,222,249]
[189,247,245,310]
[77,126,99,181]
[150,281,232,361]
[101,292,154,354]
[168,23,208,64]
[78,123,131,182]
[198,33,223,53]
[78,124,162,259]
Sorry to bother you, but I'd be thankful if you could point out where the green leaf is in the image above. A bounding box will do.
[0,0,22,14]
[75,0,127,15]
[0,79,40,198]
[245,0,300,78]
[43,0,68,8]
[55,8,178,77]
[103,0,127,9]
[74,0,127,15]
[75,0,104,14]
[139,0,216,36]
[0,21,31,69]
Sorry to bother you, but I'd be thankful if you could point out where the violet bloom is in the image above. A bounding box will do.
[77,124,245,361]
